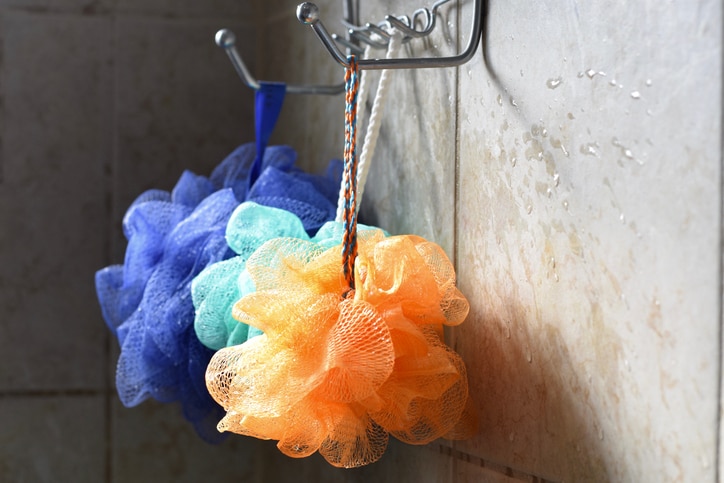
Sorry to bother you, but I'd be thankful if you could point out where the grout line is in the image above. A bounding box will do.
[105,13,119,483]
[0,14,4,186]
[452,0,461,273]
[0,389,105,398]
[438,445,560,483]
[716,23,724,482]
[451,2,462,480]
[0,5,257,23]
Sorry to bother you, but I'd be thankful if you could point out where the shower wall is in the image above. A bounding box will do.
[259,0,723,482]
[0,1,266,481]
[0,0,720,482]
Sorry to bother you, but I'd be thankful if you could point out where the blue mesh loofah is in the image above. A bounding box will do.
[192,201,386,352]
[95,143,342,442]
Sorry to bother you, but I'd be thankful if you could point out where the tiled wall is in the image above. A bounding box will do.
[0,1,266,481]
[1,0,721,482]
[259,0,724,482]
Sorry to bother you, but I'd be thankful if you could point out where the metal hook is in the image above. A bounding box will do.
[215,29,344,95]
[297,0,484,70]
[339,0,449,48]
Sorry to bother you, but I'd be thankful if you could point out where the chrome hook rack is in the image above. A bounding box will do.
[297,0,484,71]
[337,0,451,52]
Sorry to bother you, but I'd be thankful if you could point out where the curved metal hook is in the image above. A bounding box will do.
[297,0,483,70]
[340,0,450,48]
[215,29,344,95]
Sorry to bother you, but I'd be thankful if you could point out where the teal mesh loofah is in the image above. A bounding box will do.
[192,201,386,350]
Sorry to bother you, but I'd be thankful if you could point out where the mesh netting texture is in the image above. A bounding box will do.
[94,143,342,442]
[205,229,477,466]
[192,201,385,351]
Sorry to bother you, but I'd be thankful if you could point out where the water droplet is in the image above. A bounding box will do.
[585,69,597,78]
[510,97,518,107]
[620,213,626,223]
[553,173,560,186]
[624,359,630,371]
[546,76,563,89]
[630,90,641,99]
[511,157,517,167]
[623,148,634,159]
[609,79,618,87]
[546,188,552,197]
[504,322,511,339]
[526,204,533,214]
[541,128,548,137]
[646,79,653,87]
[550,139,569,157]
[496,94,503,106]
[525,348,533,363]
[550,257,556,269]
[577,71,585,78]
[563,200,569,210]
[554,273,560,282]
[580,142,600,157]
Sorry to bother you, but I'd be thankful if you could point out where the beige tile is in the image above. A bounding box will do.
[111,398,265,482]
[455,0,721,482]
[0,395,105,483]
[261,0,460,254]
[112,16,256,258]
[0,11,111,390]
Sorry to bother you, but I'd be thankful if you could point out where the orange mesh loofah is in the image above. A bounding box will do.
[205,230,476,468]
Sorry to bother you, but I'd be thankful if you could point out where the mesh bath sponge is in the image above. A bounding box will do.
[205,229,477,466]
[192,201,385,351]
[94,143,342,442]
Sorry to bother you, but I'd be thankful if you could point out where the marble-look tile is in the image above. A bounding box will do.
[112,16,255,259]
[0,11,111,390]
[260,0,460,251]
[111,398,265,482]
[455,0,721,481]
[0,395,105,482]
